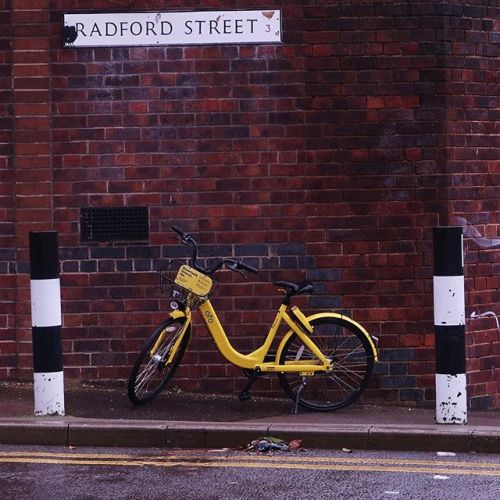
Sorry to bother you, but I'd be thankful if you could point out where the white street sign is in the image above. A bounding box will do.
[63,10,282,47]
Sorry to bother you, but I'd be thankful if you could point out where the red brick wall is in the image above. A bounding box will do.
[1,0,499,407]
[443,3,499,409]
[0,0,16,378]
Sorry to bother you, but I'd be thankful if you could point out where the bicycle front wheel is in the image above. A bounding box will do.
[278,316,374,411]
[128,317,190,405]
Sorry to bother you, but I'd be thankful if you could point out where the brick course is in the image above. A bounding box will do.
[1,0,498,407]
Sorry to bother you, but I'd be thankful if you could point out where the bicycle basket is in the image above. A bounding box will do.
[158,260,212,310]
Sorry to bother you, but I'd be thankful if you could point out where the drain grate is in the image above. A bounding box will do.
[80,207,149,242]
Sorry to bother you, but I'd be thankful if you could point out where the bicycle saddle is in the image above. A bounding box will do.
[274,280,314,296]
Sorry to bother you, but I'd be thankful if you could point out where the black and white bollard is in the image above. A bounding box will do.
[29,231,65,416]
[432,227,467,424]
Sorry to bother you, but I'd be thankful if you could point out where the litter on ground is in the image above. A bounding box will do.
[244,436,305,453]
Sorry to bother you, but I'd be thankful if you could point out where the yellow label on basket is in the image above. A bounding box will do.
[175,265,212,296]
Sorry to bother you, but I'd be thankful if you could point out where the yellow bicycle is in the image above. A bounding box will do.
[128,226,379,413]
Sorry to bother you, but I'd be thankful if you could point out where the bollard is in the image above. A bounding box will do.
[432,227,467,424]
[29,231,65,416]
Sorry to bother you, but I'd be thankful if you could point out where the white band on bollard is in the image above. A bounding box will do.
[435,373,467,424]
[433,276,465,327]
[34,372,65,416]
[30,279,62,327]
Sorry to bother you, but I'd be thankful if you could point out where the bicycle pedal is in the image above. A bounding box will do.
[239,391,252,402]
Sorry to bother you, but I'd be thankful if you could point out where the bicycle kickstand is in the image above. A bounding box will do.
[292,376,308,415]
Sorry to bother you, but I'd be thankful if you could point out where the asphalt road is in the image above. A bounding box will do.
[0,445,499,499]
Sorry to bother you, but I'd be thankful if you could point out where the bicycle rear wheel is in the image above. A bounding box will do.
[278,316,374,411]
[128,317,190,405]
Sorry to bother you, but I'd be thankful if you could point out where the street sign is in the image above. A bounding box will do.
[63,10,282,48]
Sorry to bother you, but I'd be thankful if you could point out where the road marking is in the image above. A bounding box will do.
[0,456,498,477]
[1,451,499,469]
[0,452,499,477]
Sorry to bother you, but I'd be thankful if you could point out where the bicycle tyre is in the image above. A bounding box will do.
[278,316,374,411]
[128,317,190,405]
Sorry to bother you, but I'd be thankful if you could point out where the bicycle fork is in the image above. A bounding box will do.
[150,312,190,367]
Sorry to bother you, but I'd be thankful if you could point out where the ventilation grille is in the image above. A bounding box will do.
[80,207,149,242]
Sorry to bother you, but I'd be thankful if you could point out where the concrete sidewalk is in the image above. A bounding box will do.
[1,382,499,453]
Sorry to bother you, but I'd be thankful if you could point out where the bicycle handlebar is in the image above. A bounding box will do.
[171,225,185,239]
[222,258,258,275]
[171,225,207,273]
[171,226,258,276]
[234,260,258,274]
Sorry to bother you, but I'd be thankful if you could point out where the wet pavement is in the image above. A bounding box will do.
[2,446,499,500]
[0,382,499,452]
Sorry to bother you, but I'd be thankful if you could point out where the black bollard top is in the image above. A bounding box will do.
[29,231,60,280]
[432,226,463,277]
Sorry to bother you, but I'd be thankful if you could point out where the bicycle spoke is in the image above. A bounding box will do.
[134,343,173,395]
[294,345,305,361]
[288,377,304,390]
[135,363,157,392]
[330,373,359,393]
[279,317,374,411]
[336,344,365,363]
[128,319,189,405]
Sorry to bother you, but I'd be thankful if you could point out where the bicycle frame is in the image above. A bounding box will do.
[167,300,332,374]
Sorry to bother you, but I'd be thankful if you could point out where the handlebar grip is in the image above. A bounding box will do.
[238,261,258,274]
[172,225,184,237]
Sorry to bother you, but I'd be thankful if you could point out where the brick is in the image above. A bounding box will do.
[1,0,498,407]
